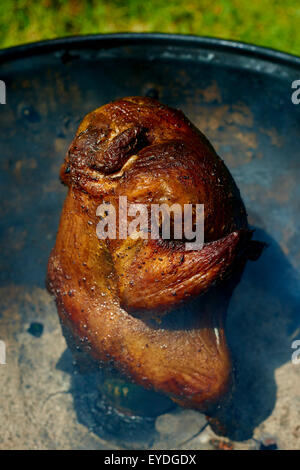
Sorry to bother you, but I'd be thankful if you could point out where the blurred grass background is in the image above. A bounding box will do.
[0,0,299,55]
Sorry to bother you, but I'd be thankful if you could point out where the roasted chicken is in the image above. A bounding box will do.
[47,97,256,415]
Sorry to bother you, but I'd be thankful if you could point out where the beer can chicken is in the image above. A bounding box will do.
[47,96,258,418]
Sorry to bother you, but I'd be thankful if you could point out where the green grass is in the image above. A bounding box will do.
[0,0,299,56]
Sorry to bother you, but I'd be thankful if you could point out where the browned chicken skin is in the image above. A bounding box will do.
[47,97,254,414]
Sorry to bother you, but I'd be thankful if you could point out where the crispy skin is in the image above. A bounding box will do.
[47,97,251,411]
[117,231,250,313]
[47,188,234,411]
